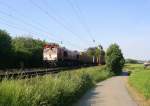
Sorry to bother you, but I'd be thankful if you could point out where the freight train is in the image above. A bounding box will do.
[43,43,105,67]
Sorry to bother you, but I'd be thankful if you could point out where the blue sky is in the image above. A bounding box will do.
[0,0,150,60]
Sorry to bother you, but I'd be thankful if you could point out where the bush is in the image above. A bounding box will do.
[0,66,111,106]
[0,29,47,69]
[12,37,46,68]
[106,44,125,75]
[0,29,12,68]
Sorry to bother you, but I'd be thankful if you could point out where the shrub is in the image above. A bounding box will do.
[0,29,12,68]
[0,29,47,69]
[12,37,46,68]
[106,44,125,75]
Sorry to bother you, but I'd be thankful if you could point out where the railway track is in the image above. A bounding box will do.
[0,67,80,80]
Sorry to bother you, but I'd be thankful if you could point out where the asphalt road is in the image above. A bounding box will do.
[74,75,137,106]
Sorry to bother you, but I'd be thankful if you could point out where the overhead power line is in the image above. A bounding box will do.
[0,17,61,43]
[29,0,89,46]
[0,1,52,33]
[66,0,95,43]
[0,9,59,41]
[0,17,83,49]
[0,14,82,49]
[0,1,86,49]
[40,0,89,48]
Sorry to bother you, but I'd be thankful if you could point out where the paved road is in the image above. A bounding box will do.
[74,76,137,106]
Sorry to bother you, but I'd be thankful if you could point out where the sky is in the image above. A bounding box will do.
[0,0,150,60]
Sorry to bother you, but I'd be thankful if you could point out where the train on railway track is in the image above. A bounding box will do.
[0,43,105,79]
[43,43,105,67]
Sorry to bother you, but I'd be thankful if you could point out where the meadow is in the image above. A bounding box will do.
[126,64,150,99]
[0,66,111,106]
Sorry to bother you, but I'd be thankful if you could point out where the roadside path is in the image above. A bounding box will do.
[74,75,137,106]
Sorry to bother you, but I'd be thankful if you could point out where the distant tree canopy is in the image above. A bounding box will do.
[86,45,105,58]
[0,29,47,69]
[106,44,125,75]
[86,45,105,64]
[0,30,12,53]
[125,59,139,64]
[0,29,12,68]
[86,47,97,57]
[12,37,46,68]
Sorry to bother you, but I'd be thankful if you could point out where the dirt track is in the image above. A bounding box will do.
[74,76,137,106]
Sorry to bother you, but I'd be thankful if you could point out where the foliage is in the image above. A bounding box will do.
[0,29,12,68]
[86,45,105,64]
[0,66,111,106]
[0,29,46,69]
[125,59,139,64]
[86,45,105,58]
[127,64,150,99]
[86,47,97,57]
[106,44,125,75]
[12,37,46,68]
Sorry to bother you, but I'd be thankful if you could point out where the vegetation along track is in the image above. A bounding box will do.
[0,66,83,80]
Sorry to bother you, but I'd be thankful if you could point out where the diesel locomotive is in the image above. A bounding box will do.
[43,43,104,67]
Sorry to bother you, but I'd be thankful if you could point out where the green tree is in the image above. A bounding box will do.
[12,37,46,68]
[0,29,12,68]
[106,44,125,75]
[125,59,138,64]
[86,45,105,65]
[86,47,96,57]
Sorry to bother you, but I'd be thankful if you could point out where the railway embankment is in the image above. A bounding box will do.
[0,66,111,106]
[0,66,83,80]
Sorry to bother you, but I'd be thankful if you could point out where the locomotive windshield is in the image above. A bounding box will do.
[43,45,58,61]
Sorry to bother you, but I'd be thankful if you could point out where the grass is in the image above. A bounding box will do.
[126,64,150,100]
[0,66,111,106]
[124,63,145,72]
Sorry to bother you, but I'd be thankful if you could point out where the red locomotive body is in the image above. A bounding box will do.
[43,43,97,66]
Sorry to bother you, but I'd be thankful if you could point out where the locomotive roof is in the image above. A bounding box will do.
[44,43,81,54]
[44,43,59,48]
[45,43,59,46]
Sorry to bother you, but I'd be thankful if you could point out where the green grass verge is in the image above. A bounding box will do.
[126,64,150,99]
[0,66,111,106]
[124,63,145,72]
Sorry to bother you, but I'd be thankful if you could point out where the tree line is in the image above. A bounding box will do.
[0,29,46,69]
[86,45,105,65]
[0,29,125,75]
[86,44,125,75]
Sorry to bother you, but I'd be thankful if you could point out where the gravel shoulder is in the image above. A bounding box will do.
[74,75,137,106]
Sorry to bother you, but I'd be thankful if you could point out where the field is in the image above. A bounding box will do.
[0,66,111,106]
[125,64,150,99]
[124,63,145,72]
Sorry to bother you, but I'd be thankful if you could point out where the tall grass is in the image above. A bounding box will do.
[126,64,150,99]
[0,66,110,106]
